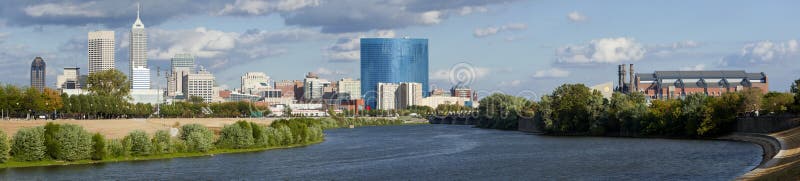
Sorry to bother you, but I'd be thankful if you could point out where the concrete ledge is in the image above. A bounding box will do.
[725,126,800,180]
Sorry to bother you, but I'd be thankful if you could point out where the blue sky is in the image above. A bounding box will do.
[0,0,798,98]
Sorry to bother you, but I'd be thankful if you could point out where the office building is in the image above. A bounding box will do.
[168,54,195,98]
[450,85,477,101]
[183,67,215,103]
[398,82,423,109]
[57,67,81,89]
[88,31,115,74]
[361,37,429,108]
[131,66,151,89]
[275,80,303,100]
[261,88,283,98]
[337,78,361,100]
[129,4,148,88]
[377,83,400,110]
[241,72,271,95]
[30,57,46,91]
[303,72,330,101]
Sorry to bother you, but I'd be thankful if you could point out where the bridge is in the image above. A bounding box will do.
[427,114,480,125]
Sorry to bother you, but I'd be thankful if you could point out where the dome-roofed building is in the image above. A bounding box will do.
[30,57,46,91]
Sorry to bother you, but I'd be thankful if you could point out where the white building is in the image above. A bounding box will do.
[419,96,473,109]
[129,4,148,88]
[131,66,151,89]
[337,78,361,100]
[241,72,271,95]
[88,31,115,74]
[56,67,81,89]
[398,82,423,109]
[377,83,400,110]
[590,81,615,99]
[183,67,215,103]
[130,89,163,104]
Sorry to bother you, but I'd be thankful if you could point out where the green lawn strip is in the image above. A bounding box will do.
[0,140,322,169]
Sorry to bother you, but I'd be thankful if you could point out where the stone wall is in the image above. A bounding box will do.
[736,115,800,133]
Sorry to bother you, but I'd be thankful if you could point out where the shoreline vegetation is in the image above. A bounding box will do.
[0,117,407,169]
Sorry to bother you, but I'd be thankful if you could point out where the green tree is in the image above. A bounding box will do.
[22,87,45,117]
[87,69,130,97]
[51,124,93,161]
[188,96,205,104]
[536,84,606,134]
[762,92,794,114]
[792,79,800,112]
[477,93,535,130]
[740,88,763,112]
[217,121,255,149]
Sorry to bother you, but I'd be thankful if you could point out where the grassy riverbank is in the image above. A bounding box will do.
[0,140,321,169]
[0,117,410,169]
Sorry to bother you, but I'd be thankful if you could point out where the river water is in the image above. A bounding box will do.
[0,125,761,180]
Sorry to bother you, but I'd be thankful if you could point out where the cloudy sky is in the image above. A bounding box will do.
[1,0,799,98]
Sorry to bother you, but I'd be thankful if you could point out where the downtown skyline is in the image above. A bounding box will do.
[1,0,799,98]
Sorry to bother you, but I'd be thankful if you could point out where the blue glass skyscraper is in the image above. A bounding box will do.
[361,38,429,109]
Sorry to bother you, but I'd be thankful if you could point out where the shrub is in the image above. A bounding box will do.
[152,130,171,154]
[91,133,106,160]
[276,125,294,145]
[251,122,267,147]
[264,127,281,147]
[11,127,46,161]
[186,131,213,152]
[217,121,254,149]
[123,130,151,156]
[170,139,187,153]
[52,124,93,161]
[107,139,126,158]
[179,124,206,140]
[44,122,60,159]
[0,130,10,163]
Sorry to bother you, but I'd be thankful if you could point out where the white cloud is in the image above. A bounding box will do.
[430,66,491,81]
[649,40,701,57]
[148,27,238,60]
[24,2,106,18]
[680,64,706,71]
[315,67,347,76]
[532,68,570,78]
[499,80,522,87]
[458,6,488,15]
[720,39,799,66]
[473,23,527,38]
[217,0,320,15]
[419,11,443,25]
[323,30,396,62]
[556,37,646,64]
[567,11,587,22]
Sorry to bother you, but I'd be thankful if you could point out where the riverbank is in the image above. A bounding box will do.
[726,126,800,180]
[0,140,322,169]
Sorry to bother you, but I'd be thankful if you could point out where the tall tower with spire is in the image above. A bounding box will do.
[130,3,149,89]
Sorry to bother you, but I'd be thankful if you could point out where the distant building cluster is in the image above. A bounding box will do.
[616,64,769,99]
[29,4,477,117]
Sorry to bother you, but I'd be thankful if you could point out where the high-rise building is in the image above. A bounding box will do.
[337,78,361,100]
[131,66,151,89]
[183,67,215,103]
[361,37,429,109]
[241,72,271,95]
[57,67,81,89]
[130,4,148,88]
[30,57,46,92]
[88,31,115,74]
[377,83,399,110]
[168,54,195,98]
[303,72,330,101]
[451,85,474,100]
[398,82,423,109]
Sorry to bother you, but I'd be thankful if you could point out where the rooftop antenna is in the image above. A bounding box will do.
[137,2,141,20]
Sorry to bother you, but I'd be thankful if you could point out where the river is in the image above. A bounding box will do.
[0,125,761,180]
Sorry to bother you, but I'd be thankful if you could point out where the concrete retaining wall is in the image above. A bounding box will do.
[736,115,800,133]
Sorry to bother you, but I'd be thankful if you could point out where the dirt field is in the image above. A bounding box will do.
[0,118,277,139]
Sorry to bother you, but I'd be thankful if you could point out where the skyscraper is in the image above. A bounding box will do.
[130,4,149,89]
[168,53,195,98]
[303,72,330,101]
[398,82,423,109]
[360,38,429,109]
[88,31,115,74]
[377,83,399,110]
[183,66,215,103]
[30,57,46,92]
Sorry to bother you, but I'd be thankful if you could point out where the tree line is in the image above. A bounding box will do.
[477,78,800,138]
